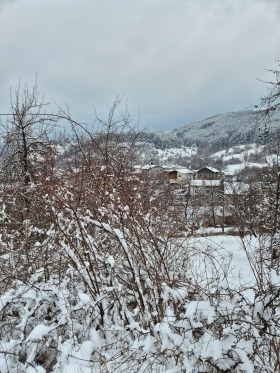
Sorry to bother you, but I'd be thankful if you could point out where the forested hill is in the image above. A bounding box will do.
[140,109,280,152]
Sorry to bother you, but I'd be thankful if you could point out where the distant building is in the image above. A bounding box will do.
[190,179,222,196]
[194,166,220,180]
[133,164,164,177]
[189,166,222,195]
[166,168,193,185]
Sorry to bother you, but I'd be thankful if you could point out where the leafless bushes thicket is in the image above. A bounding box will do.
[0,71,280,372]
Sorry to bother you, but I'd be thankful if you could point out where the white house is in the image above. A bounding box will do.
[190,179,222,196]
[133,164,164,177]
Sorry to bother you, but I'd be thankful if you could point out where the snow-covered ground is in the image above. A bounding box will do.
[224,162,264,175]
[188,234,255,288]
[154,146,197,162]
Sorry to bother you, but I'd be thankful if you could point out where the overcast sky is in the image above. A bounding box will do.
[0,0,279,131]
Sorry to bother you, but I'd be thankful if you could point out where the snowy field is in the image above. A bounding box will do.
[188,234,256,288]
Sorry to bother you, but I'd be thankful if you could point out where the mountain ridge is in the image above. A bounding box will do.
[141,109,280,152]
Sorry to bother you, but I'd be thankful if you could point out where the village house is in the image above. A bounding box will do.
[142,164,164,176]
[133,164,224,197]
[190,166,222,196]
[133,163,164,177]
[189,179,222,196]
[193,166,220,180]
[166,167,193,185]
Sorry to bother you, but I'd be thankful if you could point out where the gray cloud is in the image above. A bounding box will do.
[0,0,279,130]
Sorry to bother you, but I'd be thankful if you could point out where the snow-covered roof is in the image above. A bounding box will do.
[167,168,193,174]
[133,164,163,170]
[177,168,193,174]
[191,180,221,187]
[197,166,220,173]
[141,164,162,170]
[162,164,187,169]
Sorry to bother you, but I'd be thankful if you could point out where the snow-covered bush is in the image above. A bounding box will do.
[1,230,280,372]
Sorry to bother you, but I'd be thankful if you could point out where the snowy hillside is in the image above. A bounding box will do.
[138,140,275,177]
[140,109,280,153]
[136,108,280,175]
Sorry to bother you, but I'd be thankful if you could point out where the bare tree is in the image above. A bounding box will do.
[0,81,63,288]
[0,80,58,215]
